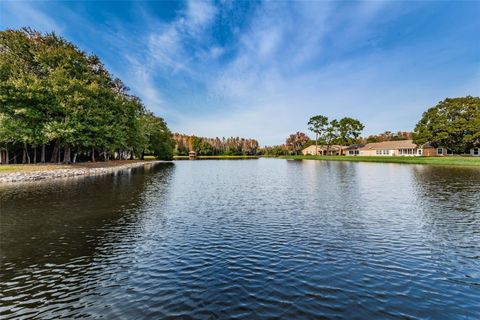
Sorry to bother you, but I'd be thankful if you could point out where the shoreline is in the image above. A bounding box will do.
[174,155,259,160]
[281,155,480,166]
[0,160,169,183]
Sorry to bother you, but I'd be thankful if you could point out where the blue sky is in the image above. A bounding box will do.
[1,0,479,145]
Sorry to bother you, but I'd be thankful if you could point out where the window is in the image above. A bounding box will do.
[474,148,479,155]
[418,149,422,155]
[437,148,443,155]
[376,150,381,155]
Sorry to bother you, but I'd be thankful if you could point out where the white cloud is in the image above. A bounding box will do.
[185,0,217,31]
[0,1,63,32]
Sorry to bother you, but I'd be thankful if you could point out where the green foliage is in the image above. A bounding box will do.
[0,28,174,163]
[308,115,329,144]
[337,117,365,145]
[307,114,364,146]
[413,96,480,153]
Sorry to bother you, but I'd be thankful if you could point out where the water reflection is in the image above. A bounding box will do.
[1,159,479,319]
[0,163,174,319]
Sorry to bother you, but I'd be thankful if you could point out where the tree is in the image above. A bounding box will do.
[0,28,175,163]
[413,96,480,153]
[325,119,339,150]
[337,117,364,145]
[308,115,329,155]
[286,132,310,155]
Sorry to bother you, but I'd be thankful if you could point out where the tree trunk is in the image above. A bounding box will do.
[22,143,30,164]
[91,147,95,162]
[63,144,71,164]
[41,144,46,163]
[72,152,78,163]
[50,140,59,163]
[4,144,9,164]
[141,150,145,160]
[33,146,37,164]
[315,133,318,155]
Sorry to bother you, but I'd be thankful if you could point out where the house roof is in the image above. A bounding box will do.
[345,144,365,150]
[360,140,418,150]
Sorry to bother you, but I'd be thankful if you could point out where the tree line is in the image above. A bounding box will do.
[172,133,260,156]
[0,28,174,164]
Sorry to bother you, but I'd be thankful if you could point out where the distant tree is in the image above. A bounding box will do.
[337,117,364,145]
[364,131,413,143]
[325,120,340,150]
[172,134,259,156]
[307,115,329,154]
[413,96,480,153]
[286,132,310,155]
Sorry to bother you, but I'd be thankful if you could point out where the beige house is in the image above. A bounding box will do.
[302,145,347,156]
[346,140,448,157]
[471,148,479,157]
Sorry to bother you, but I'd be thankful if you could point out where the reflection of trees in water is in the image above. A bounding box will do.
[0,163,174,317]
[412,166,480,250]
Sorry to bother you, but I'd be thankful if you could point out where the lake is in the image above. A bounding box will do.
[1,159,479,319]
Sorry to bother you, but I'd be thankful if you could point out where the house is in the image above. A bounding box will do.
[420,143,449,157]
[471,147,480,157]
[302,145,347,156]
[345,144,364,156]
[346,140,448,157]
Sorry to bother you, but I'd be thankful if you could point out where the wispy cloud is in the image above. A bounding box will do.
[0,0,63,32]
[1,0,478,144]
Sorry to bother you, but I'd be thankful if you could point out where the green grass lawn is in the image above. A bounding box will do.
[282,155,480,166]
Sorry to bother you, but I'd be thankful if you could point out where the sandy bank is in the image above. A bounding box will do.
[0,161,168,183]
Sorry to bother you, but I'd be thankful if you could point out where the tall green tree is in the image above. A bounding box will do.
[307,115,329,155]
[413,96,480,153]
[337,117,364,145]
[0,28,175,163]
[325,119,340,150]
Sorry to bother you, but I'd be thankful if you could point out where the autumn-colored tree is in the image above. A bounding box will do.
[286,132,310,155]
[172,134,260,156]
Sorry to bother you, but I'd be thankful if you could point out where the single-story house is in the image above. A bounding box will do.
[302,145,347,156]
[345,144,365,156]
[471,147,480,157]
[346,140,448,157]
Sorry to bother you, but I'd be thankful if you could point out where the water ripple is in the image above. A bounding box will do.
[1,160,479,319]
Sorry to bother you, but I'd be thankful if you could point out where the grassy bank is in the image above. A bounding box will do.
[282,155,480,166]
[174,155,259,160]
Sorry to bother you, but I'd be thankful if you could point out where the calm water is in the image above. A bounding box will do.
[1,159,479,319]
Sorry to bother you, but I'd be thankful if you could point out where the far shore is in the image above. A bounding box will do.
[282,155,480,166]
[0,160,169,183]
[174,155,259,160]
